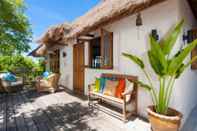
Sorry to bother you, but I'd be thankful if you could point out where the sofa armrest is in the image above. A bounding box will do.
[1,80,11,87]
[122,89,133,96]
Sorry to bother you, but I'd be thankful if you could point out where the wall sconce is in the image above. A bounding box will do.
[136,13,143,39]
[62,52,67,57]
[183,30,193,44]
[151,29,159,41]
[136,13,143,26]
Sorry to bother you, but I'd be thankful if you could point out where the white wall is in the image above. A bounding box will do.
[171,0,197,126]
[83,0,197,126]
[85,0,177,117]
[59,45,73,91]
[59,0,197,127]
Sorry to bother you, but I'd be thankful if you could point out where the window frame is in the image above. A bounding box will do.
[88,28,113,69]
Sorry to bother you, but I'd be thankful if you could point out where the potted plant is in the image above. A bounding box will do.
[123,20,197,131]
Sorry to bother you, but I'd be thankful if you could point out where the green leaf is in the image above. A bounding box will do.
[175,55,197,78]
[15,0,23,6]
[148,36,167,75]
[122,53,145,69]
[148,51,163,75]
[175,64,185,78]
[0,0,32,55]
[137,81,152,91]
[161,20,184,55]
[168,39,197,75]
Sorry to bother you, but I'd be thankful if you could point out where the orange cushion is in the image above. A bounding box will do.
[115,79,126,99]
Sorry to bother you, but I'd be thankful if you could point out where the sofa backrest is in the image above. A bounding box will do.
[101,73,138,100]
[101,73,138,83]
[48,73,60,89]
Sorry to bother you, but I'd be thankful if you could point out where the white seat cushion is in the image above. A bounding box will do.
[10,81,23,86]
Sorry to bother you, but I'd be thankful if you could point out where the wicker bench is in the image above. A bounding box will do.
[88,73,138,121]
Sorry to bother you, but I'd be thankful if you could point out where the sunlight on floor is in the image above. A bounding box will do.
[125,118,151,131]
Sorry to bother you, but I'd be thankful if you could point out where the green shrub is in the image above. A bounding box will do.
[0,55,45,80]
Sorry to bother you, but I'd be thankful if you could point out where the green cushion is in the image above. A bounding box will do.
[94,78,100,92]
[99,77,106,93]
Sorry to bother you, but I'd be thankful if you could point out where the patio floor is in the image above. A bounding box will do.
[0,89,151,131]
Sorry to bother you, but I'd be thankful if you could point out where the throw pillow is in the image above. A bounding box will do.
[94,78,100,92]
[125,79,134,102]
[3,72,17,82]
[99,77,106,93]
[42,71,52,78]
[115,79,126,99]
[103,80,119,96]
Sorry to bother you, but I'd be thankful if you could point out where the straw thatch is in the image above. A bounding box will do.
[28,45,47,57]
[37,22,71,45]
[64,0,166,42]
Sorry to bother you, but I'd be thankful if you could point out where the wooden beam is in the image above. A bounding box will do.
[78,36,94,41]
[187,0,197,19]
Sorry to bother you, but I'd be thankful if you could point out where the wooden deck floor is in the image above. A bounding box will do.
[0,89,150,131]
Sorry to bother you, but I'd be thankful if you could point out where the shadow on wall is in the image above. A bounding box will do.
[182,104,197,131]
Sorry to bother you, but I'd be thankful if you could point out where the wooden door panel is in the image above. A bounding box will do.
[190,29,197,69]
[73,45,78,91]
[73,43,85,95]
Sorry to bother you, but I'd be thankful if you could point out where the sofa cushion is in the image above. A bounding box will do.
[99,77,106,93]
[94,78,100,92]
[125,79,134,102]
[42,71,50,78]
[10,81,23,87]
[103,80,119,96]
[3,73,16,82]
[115,79,126,99]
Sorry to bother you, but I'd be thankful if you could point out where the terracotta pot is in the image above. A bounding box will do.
[147,106,182,131]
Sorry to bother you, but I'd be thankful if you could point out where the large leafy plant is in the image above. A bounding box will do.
[123,20,197,115]
[0,55,45,80]
[0,0,32,55]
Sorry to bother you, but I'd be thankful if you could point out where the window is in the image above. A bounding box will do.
[88,29,113,69]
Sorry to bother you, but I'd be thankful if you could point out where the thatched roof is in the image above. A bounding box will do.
[28,45,47,57]
[64,0,166,41]
[37,22,71,45]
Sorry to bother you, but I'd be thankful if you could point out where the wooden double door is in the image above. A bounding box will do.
[73,43,85,95]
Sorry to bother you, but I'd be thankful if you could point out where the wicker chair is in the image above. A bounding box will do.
[0,79,5,93]
[36,73,60,93]
[0,77,23,93]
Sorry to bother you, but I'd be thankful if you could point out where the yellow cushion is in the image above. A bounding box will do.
[94,78,100,92]
[103,80,119,96]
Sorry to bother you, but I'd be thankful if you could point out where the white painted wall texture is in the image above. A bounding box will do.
[59,0,197,127]
[107,0,180,119]
[59,45,73,91]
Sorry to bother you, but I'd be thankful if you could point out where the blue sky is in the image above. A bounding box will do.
[26,0,100,52]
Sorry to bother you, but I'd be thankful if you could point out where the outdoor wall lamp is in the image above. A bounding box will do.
[62,52,67,57]
[151,29,159,41]
[183,30,193,44]
[136,12,143,39]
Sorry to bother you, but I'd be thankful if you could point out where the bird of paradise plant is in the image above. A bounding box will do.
[123,20,197,115]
